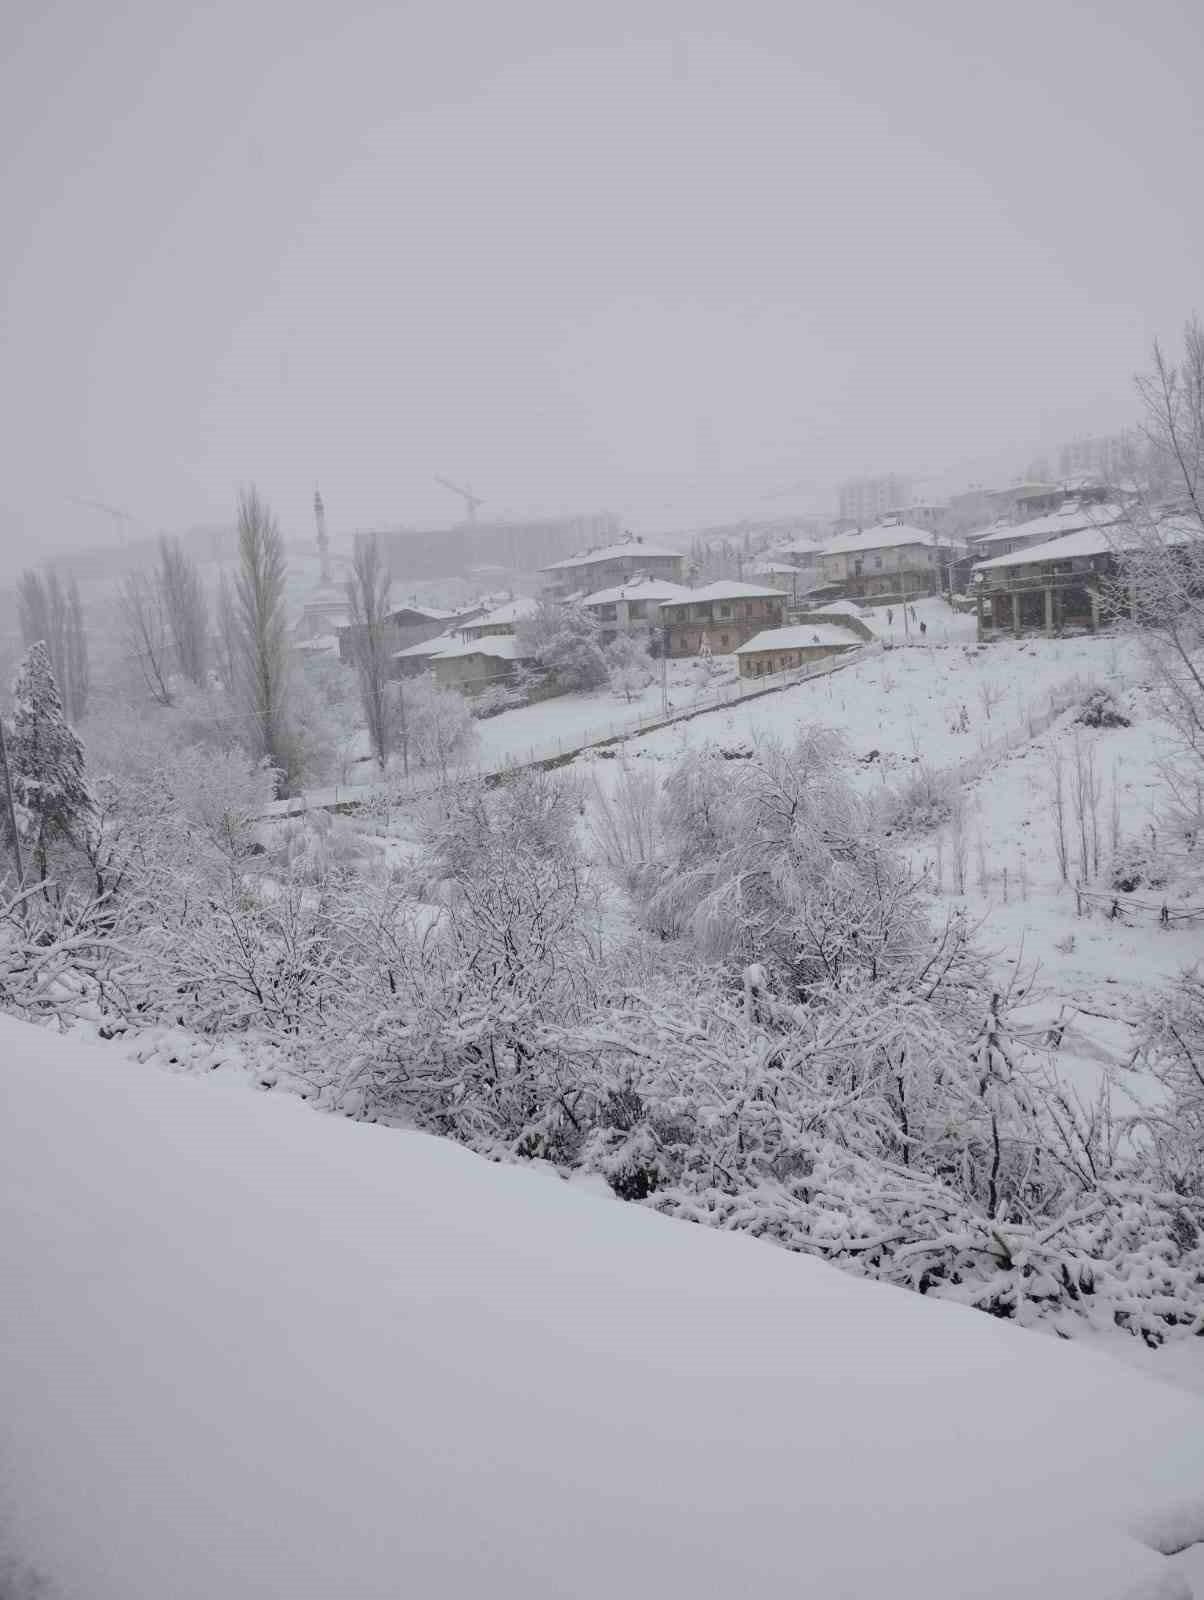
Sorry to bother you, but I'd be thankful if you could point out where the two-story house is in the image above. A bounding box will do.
[658,581,788,657]
[816,523,946,599]
[966,501,1122,563]
[540,536,685,600]
[579,578,692,645]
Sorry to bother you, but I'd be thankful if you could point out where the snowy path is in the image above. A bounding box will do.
[2,1016,1203,1600]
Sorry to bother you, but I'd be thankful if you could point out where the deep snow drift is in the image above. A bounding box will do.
[2,1015,1203,1600]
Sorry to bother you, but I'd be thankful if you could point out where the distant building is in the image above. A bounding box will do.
[296,584,352,643]
[338,603,484,671]
[658,581,787,657]
[540,535,685,599]
[888,501,949,533]
[373,514,618,584]
[1057,433,1135,483]
[838,474,913,528]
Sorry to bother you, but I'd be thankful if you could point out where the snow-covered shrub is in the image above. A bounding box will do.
[1075,688,1130,729]
[634,731,927,988]
[879,763,960,835]
[516,600,609,693]
[471,681,526,719]
[0,880,131,1025]
[1109,838,1169,894]
[396,676,478,778]
[1134,965,1204,1199]
[606,634,655,702]
[587,758,661,894]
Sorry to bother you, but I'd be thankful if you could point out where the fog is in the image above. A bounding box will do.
[2,0,1201,563]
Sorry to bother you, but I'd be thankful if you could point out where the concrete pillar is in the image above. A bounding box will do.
[1011,590,1021,635]
[1044,586,1054,634]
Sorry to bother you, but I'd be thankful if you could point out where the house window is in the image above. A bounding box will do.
[720,633,730,649]
[720,604,732,617]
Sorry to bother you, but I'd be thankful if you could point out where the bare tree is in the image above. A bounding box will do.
[214,570,239,694]
[65,577,90,722]
[232,488,291,789]
[1046,744,1069,884]
[17,568,90,723]
[119,572,175,706]
[345,532,394,772]
[1114,319,1204,838]
[158,535,209,685]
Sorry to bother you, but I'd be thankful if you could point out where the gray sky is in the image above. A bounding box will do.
[1,0,1201,560]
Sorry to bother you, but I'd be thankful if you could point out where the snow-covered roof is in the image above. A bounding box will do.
[773,538,827,559]
[387,604,459,623]
[392,636,455,660]
[658,580,786,606]
[736,624,862,653]
[970,503,1123,550]
[541,539,683,572]
[464,596,538,629]
[432,635,529,662]
[965,519,1015,544]
[581,578,693,607]
[973,517,1198,573]
[819,523,939,557]
[748,561,799,577]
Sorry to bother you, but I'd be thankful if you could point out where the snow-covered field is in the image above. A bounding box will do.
[2,1015,1203,1600]
[581,627,1130,782]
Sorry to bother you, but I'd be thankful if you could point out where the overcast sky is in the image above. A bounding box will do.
[1,0,1200,560]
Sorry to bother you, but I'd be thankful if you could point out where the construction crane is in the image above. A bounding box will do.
[434,476,483,526]
[67,496,144,546]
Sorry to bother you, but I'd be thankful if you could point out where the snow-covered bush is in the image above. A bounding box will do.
[396,676,478,778]
[1075,688,1130,729]
[517,600,609,692]
[634,731,927,988]
[879,763,961,835]
[471,680,526,719]
[0,880,131,1025]
[1108,835,1170,894]
[1135,965,1204,1198]
[606,634,655,702]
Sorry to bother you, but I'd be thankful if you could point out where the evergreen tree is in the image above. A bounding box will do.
[6,642,92,879]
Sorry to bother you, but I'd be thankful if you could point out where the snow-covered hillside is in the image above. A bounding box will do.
[1,1016,1202,1600]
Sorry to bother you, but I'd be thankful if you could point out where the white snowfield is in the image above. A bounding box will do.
[2,1016,1203,1600]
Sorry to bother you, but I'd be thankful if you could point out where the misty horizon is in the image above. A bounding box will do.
[3,0,1201,565]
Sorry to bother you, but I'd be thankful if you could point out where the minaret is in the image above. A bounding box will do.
[314,486,330,584]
